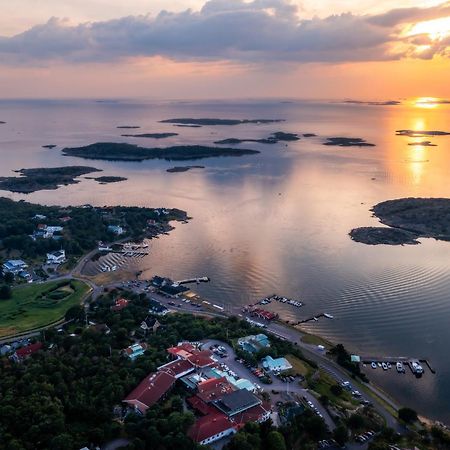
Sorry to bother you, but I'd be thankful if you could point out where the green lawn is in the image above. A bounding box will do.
[0,280,90,337]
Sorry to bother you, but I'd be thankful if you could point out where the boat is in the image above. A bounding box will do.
[377,362,382,367]
[387,362,391,369]
[411,361,424,374]
[313,317,318,322]
[371,362,377,369]
[396,362,405,373]
[382,362,388,370]
[324,313,334,319]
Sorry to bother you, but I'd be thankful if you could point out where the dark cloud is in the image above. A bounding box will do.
[0,0,449,65]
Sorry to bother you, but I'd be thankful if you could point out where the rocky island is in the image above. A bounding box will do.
[323,137,375,147]
[166,165,205,173]
[160,118,284,126]
[0,121,5,124]
[42,144,57,149]
[215,131,300,145]
[120,132,178,139]
[0,166,101,193]
[408,141,437,147]
[350,198,450,245]
[396,130,450,137]
[117,125,140,129]
[92,176,127,184]
[62,142,260,161]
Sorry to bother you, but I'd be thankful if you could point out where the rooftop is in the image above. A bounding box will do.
[213,389,261,417]
[188,412,234,443]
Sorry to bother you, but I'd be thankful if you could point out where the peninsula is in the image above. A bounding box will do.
[350,198,450,245]
[323,137,375,147]
[215,131,300,145]
[120,132,178,139]
[160,118,284,126]
[0,166,101,193]
[62,142,260,161]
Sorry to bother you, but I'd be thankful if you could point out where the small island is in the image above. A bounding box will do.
[0,121,5,124]
[121,132,178,139]
[396,130,450,137]
[93,176,127,184]
[303,133,317,137]
[344,100,401,106]
[350,198,450,245]
[215,131,300,145]
[166,165,205,173]
[160,118,284,126]
[42,144,57,149]
[117,125,140,129]
[323,137,375,147]
[408,141,437,147]
[174,124,202,128]
[62,142,260,161]
[0,166,101,193]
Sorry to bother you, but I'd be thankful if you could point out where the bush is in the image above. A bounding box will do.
[0,284,12,300]
[398,407,418,423]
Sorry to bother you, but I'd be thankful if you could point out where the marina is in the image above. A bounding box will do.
[360,356,436,376]
[257,294,304,308]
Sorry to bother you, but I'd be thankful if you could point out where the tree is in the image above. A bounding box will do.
[398,407,418,423]
[266,431,287,450]
[347,413,365,430]
[330,384,343,396]
[333,425,348,446]
[3,272,14,284]
[0,284,12,300]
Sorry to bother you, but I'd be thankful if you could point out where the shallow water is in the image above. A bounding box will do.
[1,98,449,422]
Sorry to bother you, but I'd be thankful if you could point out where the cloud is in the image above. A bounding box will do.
[0,0,449,66]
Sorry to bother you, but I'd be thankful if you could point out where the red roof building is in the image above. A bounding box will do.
[232,403,271,429]
[111,298,129,311]
[13,342,43,361]
[196,377,235,403]
[167,342,216,368]
[188,412,235,446]
[158,358,195,379]
[124,371,175,414]
[167,342,197,359]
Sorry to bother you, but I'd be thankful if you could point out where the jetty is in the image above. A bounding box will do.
[257,294,304,308]
[294,313,334,325]
[360,355,435,375]
[176,276,210,285]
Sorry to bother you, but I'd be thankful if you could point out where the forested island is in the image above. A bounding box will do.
[323,137,375,147]
[350,198,450,245]
[62,142,259,161]
[117,126,140,129]
[120,133,178,139]
[215,131,300,145]
[160,118,284,126]
[408,141,437,147]
[0,166,101,193]
[42,144,57,149]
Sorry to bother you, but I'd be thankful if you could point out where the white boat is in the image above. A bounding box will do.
[396,362,405,373]
[387,362,391,369]
[377,362,382,367]
[313,317,318,321]
[411,361,424,374]
[324,313,334,319]
[382,362,388,370]
[371,362,377,369]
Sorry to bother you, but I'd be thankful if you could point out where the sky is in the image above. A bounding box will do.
[0,0,450,99]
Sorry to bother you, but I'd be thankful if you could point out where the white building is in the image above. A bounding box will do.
[107,225,125,235]
[3,260,28,274]
[46,250,66,265]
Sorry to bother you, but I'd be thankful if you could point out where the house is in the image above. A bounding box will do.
[11,342,43,362]
[2,259,28,274]
[46,250,66,265]
[111,298,129,311]
[124,343,148,360]
[32,214,47,220]
[140,316,161,334]
[107,225,125,235]
[124,371,176,414]
[148,299,169,316]
[237,334,270,354]
[196,377,235,404]
[188,412,235,446]
[261,356,292,373]
[158,358,195,379]
[150,276,190,298]
[213,389,262,417]
[59,216,71,223]
[89,323,111,335]
[18,270,32,282]
[167,342,216,369]
[233,403,271,428]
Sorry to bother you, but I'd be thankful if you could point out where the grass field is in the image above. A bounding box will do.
[0,279,90,337]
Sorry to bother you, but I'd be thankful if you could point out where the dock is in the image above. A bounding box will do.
[294,313,334,325]
[176,276,210,285]
[359,355,435,375]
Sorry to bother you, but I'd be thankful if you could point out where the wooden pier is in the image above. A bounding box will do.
[359,355,435,375]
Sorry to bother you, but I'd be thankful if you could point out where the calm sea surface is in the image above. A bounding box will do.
[1,99,449,423]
